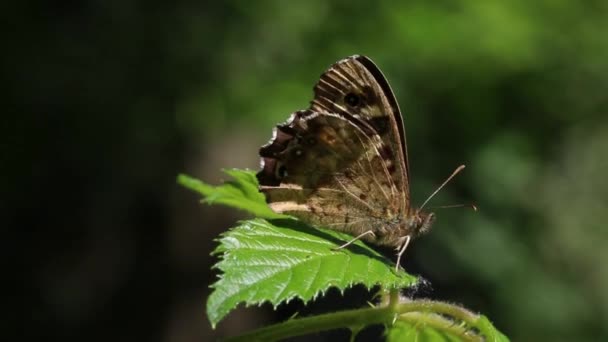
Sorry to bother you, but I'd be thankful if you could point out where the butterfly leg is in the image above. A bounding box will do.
[395,235,411,271]
[332,230,376,250]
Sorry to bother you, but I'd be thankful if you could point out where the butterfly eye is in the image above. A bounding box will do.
[344,93,360,107]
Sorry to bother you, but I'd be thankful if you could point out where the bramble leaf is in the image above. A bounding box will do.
[207,218,416,327]
[387,320,463,342]
[386,312,509,342]
[178,170,508,342]
[178,169,285,219]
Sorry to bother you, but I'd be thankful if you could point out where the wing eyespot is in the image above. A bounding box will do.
[344,92,361,107]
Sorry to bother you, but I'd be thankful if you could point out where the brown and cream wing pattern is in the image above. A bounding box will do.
[310,55,411,214]
[256,55,411,235]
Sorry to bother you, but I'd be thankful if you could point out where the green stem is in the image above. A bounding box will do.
[225,299,485,342]
[388,288,400,310]
[225,306,394,342]
[398,299,478,323]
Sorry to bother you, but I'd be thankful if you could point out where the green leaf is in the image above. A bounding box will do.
[475,315,510,342]
[179,169,417,327]
[386,313,509,342]
[207,218,417,327]
[386,320,464,342]
[178,169,285,219]
[385,309,510,342]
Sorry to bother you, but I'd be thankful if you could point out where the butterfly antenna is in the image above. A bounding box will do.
[429,203,478,211]
[419,165,466,210]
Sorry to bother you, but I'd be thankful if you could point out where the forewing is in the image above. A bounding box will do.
[310,55,411,213]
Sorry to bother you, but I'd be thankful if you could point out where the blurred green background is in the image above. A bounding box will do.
[7,1,608,341]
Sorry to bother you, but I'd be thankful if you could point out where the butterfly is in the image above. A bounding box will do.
[256,55,463,270]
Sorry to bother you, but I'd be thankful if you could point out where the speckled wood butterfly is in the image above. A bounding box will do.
[257,55,464,270]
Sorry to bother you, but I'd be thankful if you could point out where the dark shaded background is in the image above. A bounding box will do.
[7,1,608,341]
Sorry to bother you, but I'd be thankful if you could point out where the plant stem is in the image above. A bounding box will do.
[225,306,394,342]
[225,299,485,342]
[388,288,400,309]
[398,299,478,323]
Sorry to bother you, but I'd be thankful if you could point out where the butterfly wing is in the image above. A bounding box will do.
[257,56,412,243]
[310,55,411,214]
